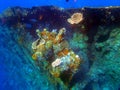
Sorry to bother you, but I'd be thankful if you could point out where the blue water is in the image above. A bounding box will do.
[0,0,120,12]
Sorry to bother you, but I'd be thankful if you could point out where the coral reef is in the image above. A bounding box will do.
[1,6,120,90]
[31,28,82,85]
[88,27,120,90]
[69,32,88,53]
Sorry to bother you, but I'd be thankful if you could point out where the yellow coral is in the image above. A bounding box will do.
[32,54,37,60]
[57,48,69,57]
[54,28,66,44]
[51,71,60,78]
[32,28,82,84]
[37,44,46,52]
[45,41,53,49]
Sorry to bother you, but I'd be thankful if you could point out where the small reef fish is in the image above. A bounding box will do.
[66,0,69,2]
[29,19,38,22]
[66,0,77,2]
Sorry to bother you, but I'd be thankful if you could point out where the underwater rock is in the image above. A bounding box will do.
[1,6,120,90]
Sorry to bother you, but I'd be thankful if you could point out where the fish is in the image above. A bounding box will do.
[66,0,69,2]
[25,23,32,29]
[29,19,38,23]
[66,0,77,2]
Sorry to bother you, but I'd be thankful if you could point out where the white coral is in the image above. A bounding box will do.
[31,39,39,50]
[52,58,62,68]
[67,12,83,24]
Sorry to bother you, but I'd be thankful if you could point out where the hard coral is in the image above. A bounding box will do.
[51,51,81,72]
[67,12,83,24]
[52,58,62,68]
[32,28,82,85]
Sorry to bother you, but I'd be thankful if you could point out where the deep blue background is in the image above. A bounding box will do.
[0,0,120,12]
